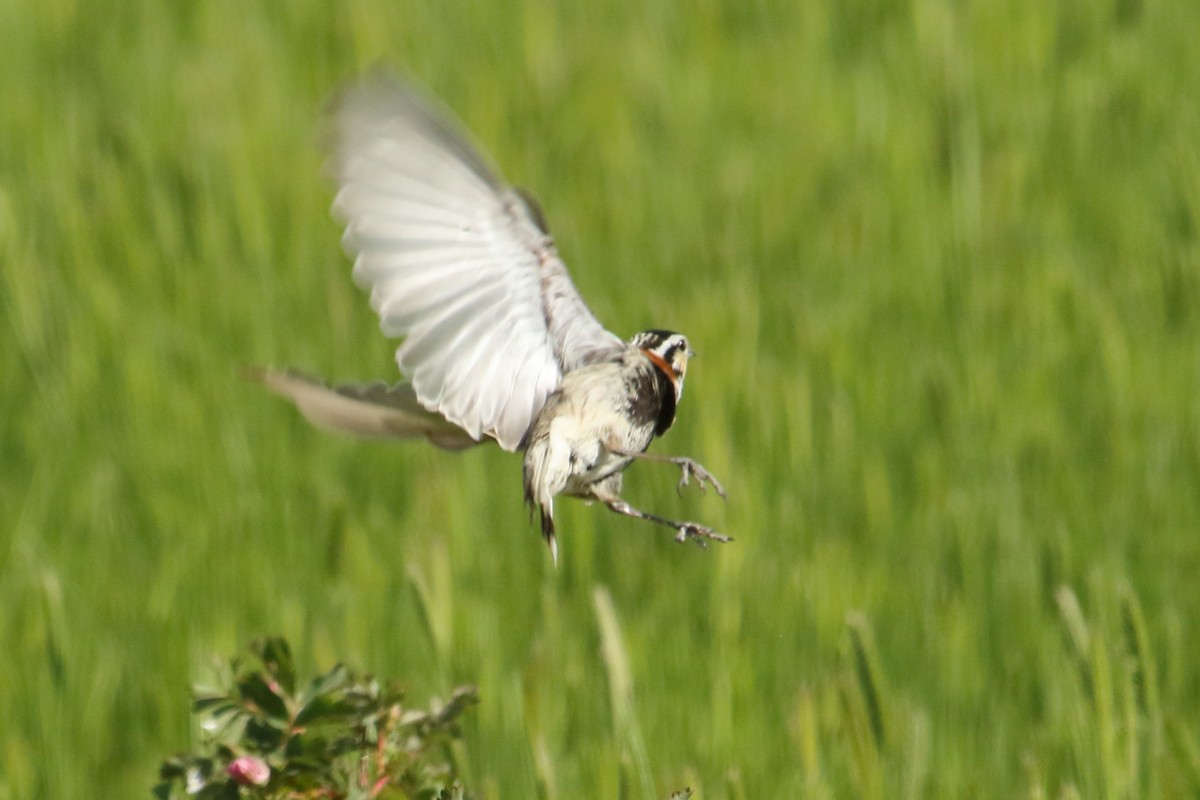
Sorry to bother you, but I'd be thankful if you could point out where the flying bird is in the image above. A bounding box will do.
[254,77,729,562]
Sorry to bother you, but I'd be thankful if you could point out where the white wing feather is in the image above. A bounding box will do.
[333,79,622,451]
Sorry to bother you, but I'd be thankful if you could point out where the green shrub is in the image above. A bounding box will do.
[155,638,477,800]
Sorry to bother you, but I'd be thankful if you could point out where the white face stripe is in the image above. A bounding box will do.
[630,330,688,355]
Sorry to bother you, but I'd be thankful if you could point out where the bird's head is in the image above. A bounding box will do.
[630,329,693,401]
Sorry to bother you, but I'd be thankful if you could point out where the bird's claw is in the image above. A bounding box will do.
[673,522,733,548]
[674,458,728,501]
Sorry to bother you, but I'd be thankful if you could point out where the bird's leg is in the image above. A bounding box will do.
[589,487,732,548]
[609,447,727,500]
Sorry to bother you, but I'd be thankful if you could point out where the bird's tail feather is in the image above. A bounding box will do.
[539,507,558,566]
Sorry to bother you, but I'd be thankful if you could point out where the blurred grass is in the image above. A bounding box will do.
[2,0,1199,797]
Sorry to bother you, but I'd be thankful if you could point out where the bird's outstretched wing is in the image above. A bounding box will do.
[332,77,623,451]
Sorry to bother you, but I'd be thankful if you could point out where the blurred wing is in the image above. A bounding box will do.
[333,78,622,451]
[249,368,480,450]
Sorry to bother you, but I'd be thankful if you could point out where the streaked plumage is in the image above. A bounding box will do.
[255,77,728,561]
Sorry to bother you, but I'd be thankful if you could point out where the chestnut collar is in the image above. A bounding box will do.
[640,348,677,388]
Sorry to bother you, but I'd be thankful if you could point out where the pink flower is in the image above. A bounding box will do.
[227,755,270,787]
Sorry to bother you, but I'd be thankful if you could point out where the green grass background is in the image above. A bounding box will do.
[3,1,1199,797]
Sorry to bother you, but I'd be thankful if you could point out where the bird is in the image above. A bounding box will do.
[252,76,729,563]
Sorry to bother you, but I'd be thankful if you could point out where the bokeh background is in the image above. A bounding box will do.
[3,1,1199,797]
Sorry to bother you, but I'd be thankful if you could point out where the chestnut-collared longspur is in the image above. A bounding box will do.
[254,77,729,562]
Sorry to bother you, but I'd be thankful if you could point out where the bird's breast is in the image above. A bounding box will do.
[524,355,668,496]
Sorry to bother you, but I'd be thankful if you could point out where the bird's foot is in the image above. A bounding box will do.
[673,522,733,548]
[674,458,727,501]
